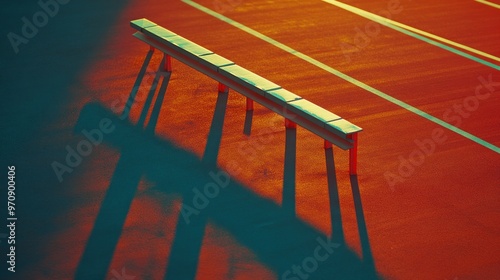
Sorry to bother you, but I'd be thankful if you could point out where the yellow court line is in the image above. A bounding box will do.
[323,0,500,63]
[476,0,500,9]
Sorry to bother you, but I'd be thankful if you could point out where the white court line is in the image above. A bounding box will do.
[181,0,500,154]
[323,0,500,64]
[476,0,500,9]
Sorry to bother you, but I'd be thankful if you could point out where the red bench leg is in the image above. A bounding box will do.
[324,140,332,149]
[164,53,172,72]
[218,82,229,94]
[349,133,358,175]
[285,118,296,129]
[246,97,254,111]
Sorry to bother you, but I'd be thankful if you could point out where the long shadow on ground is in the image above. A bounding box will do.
[74,103,380,280]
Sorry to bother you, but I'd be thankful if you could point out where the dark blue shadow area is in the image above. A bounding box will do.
[74,103,381,280]
[75,51,170,279]
[0,2,132,279]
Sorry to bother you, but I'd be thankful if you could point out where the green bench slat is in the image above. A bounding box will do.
[198,54,235,71]
[134,19,213,58]
[144,25,178,40]
[264,88,303,116]
[287,99,341,128]
[219,64,281,96]
[264,88,302,119]
[130,18,157,31]
[166,36,213,56]
[326,119,362,136]
[266,88,302,103]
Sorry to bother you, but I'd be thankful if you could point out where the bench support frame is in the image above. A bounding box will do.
[131,20,361,175]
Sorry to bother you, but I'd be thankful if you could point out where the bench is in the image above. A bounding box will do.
[130,18,362,174]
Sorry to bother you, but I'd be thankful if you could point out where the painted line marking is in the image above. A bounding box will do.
[323,0,500,68]
[476,0,500,9]
[181,0,500,154]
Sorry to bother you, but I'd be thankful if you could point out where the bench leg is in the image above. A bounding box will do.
[163,53,172,72]
[324,140,332,149]
[283,118,297,216]
[243,96,253,135]
[246,97,254,111]
[349,133,358,175]
[285,118,296,129]
[218,82,229,94]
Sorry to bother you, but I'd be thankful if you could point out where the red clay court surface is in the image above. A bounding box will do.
[1,0,499,279]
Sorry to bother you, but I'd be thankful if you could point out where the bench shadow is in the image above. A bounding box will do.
[350,174,376,272]
[74,102,381,280]
[75,52,170,279]
[145,68,171,133]
[121,48,155,120]
[201,90,229,165]
[137,59,164,127]
[325,147,345,244]
[164,89,228,280]
[74,151,144,280]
